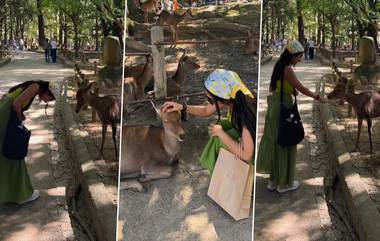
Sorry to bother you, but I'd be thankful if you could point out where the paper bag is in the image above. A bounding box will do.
[207,148,254,220]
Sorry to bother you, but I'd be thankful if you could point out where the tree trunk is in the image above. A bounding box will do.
[63,14,68,49]
[73,18,79,59]
[265,17,269,44]
[36,0,45,47]
[330,16,337,58]
[4,13,7,43]
[276,16,280,41]
[296,0,305,44]
[351,20,355,50]
[59,11,63,48]
[317,12,322,45]
[95,13,99,51]
[270,6,274,43]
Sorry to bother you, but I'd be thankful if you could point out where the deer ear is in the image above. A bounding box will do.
[86,82,94,91]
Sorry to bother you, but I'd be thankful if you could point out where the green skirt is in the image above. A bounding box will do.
[0,96,33,204]
[200,119,254,174]
[256,92,297,187]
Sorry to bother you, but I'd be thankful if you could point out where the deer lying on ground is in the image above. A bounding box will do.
[145,52,200,97]
[75,82,121,158]
[119,102,185,192]
[327,77,380,153]
[158,9,193,42]
[135,0,162,23]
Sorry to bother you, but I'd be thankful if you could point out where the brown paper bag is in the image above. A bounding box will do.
[207,148,254,220]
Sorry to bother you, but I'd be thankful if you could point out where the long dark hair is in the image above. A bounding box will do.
[8,80,55,111]
[206,89,257,140]
[270,49,303,91]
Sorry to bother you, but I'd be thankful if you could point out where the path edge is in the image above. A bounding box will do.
[0,57,11,68]
[58,79,117,241]
[317,84,380,241]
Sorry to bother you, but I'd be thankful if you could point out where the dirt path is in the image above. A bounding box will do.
[0,52,77,241]
[254,59,352,241]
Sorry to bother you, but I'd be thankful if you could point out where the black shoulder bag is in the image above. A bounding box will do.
[277,75,305,147]
[2,109,31,160]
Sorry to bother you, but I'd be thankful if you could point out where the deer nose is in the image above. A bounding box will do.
[179,133,186,141]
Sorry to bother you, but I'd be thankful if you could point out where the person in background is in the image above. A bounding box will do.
[304,38,309,60]
[50,37,58,63]
[19,38,24,51]
[308,37,315,60]
[44,38,50,63]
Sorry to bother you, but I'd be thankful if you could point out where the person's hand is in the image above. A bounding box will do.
[294,89,299,96]
[162,101,183,112]
[208,124,224,137]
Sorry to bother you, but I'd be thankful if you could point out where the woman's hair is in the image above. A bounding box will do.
[206,89,257,140]
[270,49,302,91]
[8,80,55,111]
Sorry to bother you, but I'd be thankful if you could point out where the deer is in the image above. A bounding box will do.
[75,82,121,158]
[145,52,200,97]
[167,52,200,97]
[119,102,185,192]
[157,9,193,42]
[327,77,380,153]
[135,0,162,23]
[124,55,154,99]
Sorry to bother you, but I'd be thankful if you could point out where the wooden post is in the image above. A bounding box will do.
[94,61,98,75]
[151,26,167,100]
[350,60,354,73]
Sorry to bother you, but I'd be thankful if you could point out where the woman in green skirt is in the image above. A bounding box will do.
[163,69,256,174]
[0,80,55,204]
[257,40,326,193]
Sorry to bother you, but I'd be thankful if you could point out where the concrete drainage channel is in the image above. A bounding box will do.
[58,78,117,241]
[316,80,380,241]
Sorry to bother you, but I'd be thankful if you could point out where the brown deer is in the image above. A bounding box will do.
[167,52,200,96]
[124,55,154,99]
[75,82,121,158]
[119,102,185,192]
[158,9,193,41]
[135,0,162,23]
[145,52,200,97]
[327,77,380,153]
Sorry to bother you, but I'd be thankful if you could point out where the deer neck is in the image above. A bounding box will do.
[137,62,153,87]
[160,129,180,157]
[172,61,186,84]
[344,91,359,107]
[88,92,102,111]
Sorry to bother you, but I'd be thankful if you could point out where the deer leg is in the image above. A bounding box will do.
[355,118,363,151]
[119,180,145,193]
[367,118,373,153]
[111,123,118,159]
[100,123,107,157]
[139,163,174,182]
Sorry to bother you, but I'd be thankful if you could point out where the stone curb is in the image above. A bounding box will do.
[58,80,116,241]
[316,84,380,241]
[0,57,11,68]
[260,55,272,66]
